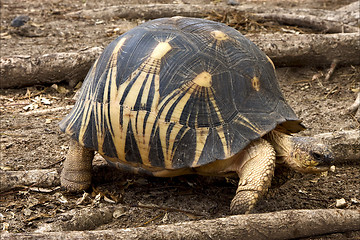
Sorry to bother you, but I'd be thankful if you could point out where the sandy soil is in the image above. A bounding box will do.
[0,0,359,238]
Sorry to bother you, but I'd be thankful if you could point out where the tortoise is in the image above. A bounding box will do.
[59,17,333,214]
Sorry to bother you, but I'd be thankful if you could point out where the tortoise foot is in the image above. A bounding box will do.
[60,169,92,192]
[230,139,275,214]
[230,190,259,214]
[60,139,94,192]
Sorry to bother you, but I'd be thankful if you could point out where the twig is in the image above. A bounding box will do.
[347,91,360,115]
[324,85,338,99]
[324,59,339,82]
[132,202,208,217]
[137,213,166,227]
[17,88,47,100]
[20,105,74,116]
[42,158,65,169]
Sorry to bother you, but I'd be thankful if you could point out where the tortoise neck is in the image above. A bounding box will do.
[266,130,292,158]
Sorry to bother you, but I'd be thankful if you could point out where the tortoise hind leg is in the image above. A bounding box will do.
[230,138,276,214]
[61,139,94,192]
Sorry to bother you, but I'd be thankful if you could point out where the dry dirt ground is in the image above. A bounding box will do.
[0,0,359,238]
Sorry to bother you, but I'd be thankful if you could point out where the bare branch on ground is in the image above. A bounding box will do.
[0,168,59,192]
[64,3,359,29]
[248,33,360,67]
[0,47,103,89]
[1,33,358,89]
[2,209,360,240]
[253,13,359,33]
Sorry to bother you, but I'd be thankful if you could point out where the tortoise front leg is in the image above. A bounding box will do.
[61,139,94,192]
[230,139,276,214]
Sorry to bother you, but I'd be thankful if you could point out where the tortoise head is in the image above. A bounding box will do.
[285,136,334,173]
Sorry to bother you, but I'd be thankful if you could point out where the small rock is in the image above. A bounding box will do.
[54,192,68,204]
[41,97,52,105]
[2,222,9,231]
[11,15,30,27]
[76,192,90,205]
[351,198,359,204]
[227,0,239,5]
[162,212,169,223]
[104,196,115,204]
[335,198,347,208]
[113,206,127,219]
[23,208,32,216]
[330,165,336,172]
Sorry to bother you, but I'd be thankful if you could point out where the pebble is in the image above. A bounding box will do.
[335,198,347,208]
[11,15,30,27]
[227,0,239,5]
[113,206,127,219]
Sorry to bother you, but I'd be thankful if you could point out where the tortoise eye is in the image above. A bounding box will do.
[311,152,322,161]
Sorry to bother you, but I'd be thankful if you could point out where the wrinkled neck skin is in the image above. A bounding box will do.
[266,130,292,163]
[267,130,311,172]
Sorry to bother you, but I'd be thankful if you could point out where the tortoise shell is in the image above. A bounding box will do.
[60,17,302,170]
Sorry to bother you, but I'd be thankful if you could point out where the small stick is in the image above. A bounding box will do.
[18,88,48,100]
[43,158,65,169]
[324,85,338,99]
[347,91,360,114]
[132,203,208,217]
[324,59,338,82]
[137,213,166,227]
[20,105,74,116]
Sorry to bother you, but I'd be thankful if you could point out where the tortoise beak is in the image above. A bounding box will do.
[310,151,334,168]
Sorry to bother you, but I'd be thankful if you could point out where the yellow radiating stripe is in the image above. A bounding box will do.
[233,115,261,134]
[140,73,160,111]
[95,102,105,154]
[207,87,224,124]
[65,59,99,136]
[158,88,191,168]
[108,38,127,103]
[131,111,157,166]
[191,127,210,167]
[76,66,98,144]
[150,42,172,59]
[104,40,126,159]
[123,71,147,107]
[169,89,193,123]
[215,125,231,158]
[158,122,189,169]
[114,106,131,160]
[78,100,93,146]
[106,41,171,163]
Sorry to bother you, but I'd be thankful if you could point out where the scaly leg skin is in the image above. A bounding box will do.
[230,139,276,214]
[60,139,94,192]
